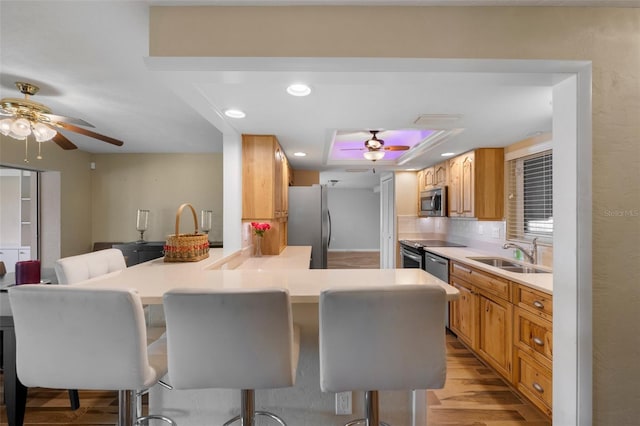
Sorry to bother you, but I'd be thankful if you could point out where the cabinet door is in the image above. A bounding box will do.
[461,153,474,217]
[434,162,447,186]
[478,292,513,380]
[450,277,477,348]
[423,167,435,189]
[18,248,31,261]
[0,248,20,274]
[448,158,461,216]
[242,135,277,219]
[274,145,284,217]
[416,170,425,192]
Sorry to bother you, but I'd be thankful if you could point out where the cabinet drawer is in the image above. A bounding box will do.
[514,307,552,365]
[515,351,552,416]
[450,261,510,300]
[516,285,552,319]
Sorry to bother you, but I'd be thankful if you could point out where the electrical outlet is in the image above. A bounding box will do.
[491,227,500,238]
[335,391,352,415]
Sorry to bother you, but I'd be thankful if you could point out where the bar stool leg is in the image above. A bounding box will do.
[118,390,135,426]
[241,389,256,426]
[365,391,379,426]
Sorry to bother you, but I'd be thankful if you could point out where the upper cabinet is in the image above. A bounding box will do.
[417,167,434,192]
[448,148,504,220]
[242,134,290,220]
[242,134,291,255]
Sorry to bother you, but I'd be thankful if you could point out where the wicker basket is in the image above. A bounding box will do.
[164,203,210,262]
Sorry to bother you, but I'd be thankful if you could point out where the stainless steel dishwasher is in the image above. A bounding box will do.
[423,250,451,328]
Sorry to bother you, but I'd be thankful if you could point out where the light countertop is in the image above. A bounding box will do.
[419,246,553,295]
[75,246,459,304]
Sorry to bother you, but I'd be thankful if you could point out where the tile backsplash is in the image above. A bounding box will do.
[398,215,553,268]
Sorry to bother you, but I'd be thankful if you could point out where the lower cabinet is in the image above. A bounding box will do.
[0,247,31,273]
[478,291,513,380]
[449,276,477,348]
[449,261,552,418]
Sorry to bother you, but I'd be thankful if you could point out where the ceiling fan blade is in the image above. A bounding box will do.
[384,145,410,151]
[52,133,78,150]
[340,148,365,151]
[41,113,95,128]
[57,122,124,146]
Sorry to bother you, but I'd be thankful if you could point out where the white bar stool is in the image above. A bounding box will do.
[319,285,447,426]
[8,285,175,426]
[53,247,129,410]
[163,288,300,426]
[54,248,127,284]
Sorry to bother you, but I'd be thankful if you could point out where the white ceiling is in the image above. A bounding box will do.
[1,1,634,187]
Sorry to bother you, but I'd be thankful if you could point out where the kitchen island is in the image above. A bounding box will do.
[72,246,458,426]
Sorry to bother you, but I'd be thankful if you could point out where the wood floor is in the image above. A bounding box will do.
[0,252,550,425]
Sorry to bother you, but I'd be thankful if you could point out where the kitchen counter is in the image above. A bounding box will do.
[419,246,553,294]
[75,246,459,304]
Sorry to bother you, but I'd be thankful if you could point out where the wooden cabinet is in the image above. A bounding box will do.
[434,161,447,187]
[242,134,291,255]
[417,166,435,192]
[450,260,513,381]
[513,284,553,416]
[448,148,504,220]
[449,262,553,417]
[478,291,513,379]
[449,275,477,348]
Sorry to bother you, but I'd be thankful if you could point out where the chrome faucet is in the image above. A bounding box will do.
[503,237,538,265]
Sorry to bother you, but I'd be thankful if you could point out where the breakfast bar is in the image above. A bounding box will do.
[1,246,458,425]
[71,246,456,426]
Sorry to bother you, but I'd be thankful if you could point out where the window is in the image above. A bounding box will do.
[506,150,553,244]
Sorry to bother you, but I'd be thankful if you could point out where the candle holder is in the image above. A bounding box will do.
[201,210,213,239]
[136,209,149,243]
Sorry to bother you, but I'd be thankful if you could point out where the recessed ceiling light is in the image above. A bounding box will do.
[286,84,311,97]
[441,152,455,157]
[224,109,246,119]
[293,152,307,157]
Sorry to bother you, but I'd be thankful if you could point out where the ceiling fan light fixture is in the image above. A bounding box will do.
[32,122,57,142]
[286,84,311,97]
[11,118,31,137]
[0,118,13,136]
[363,150,385,161]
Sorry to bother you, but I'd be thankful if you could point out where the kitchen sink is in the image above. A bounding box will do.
[467,257,551,274]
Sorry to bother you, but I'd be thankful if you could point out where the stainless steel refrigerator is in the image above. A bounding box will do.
[287,185,330,269]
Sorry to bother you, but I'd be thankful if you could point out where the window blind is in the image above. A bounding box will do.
[506,150,553,244]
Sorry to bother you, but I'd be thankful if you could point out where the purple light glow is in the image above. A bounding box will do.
[330,129,438,161]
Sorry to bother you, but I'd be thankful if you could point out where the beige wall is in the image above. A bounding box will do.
[90,153,223,244]
[1,136,93,256]
[150,6,640,424]
[0,140,224,254]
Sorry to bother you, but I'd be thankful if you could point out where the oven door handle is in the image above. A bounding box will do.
[401,249,423,263]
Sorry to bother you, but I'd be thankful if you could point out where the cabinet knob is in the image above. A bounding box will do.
[532,337,544,346]
[533,300,545,309]
[532,382,544,393]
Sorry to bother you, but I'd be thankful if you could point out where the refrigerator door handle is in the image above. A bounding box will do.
[327,210,332,248]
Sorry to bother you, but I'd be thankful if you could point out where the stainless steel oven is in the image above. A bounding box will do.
[400,244,424,269]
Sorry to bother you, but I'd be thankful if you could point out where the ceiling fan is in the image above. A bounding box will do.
[341,130,411,160]
[0,81,124,154]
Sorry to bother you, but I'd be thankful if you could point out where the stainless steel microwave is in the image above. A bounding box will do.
[419,186,447,217]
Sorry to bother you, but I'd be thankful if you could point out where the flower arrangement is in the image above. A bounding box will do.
[251,222,271,237]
